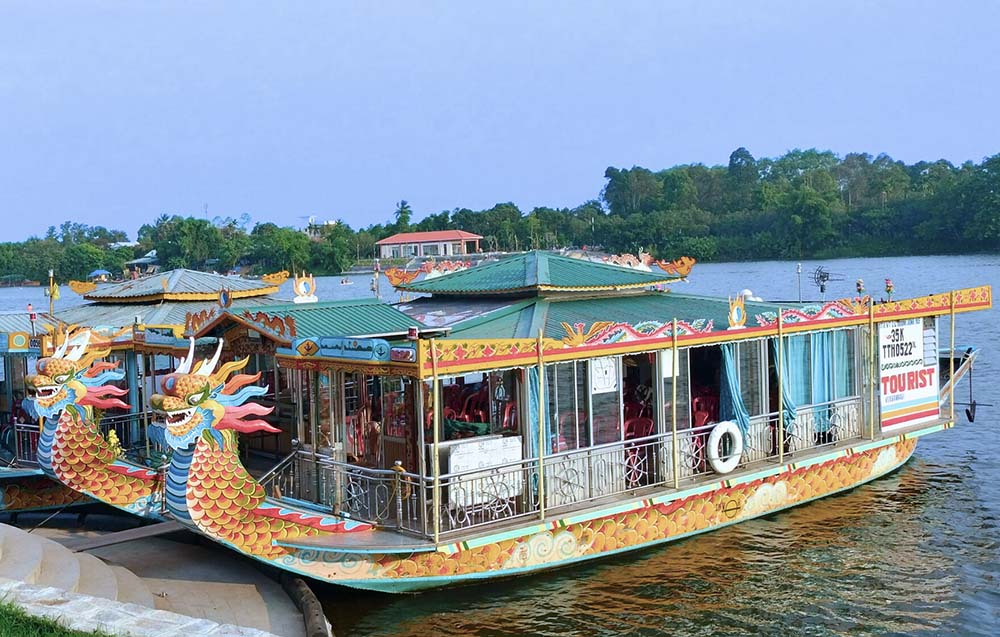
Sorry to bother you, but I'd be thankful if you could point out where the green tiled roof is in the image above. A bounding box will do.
[84,269,278,302]
[55,297,290,331]
[393,251,683,296]
[223,299,426,340]
[447,292,784,340]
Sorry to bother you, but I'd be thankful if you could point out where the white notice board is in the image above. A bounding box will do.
[879,319,939,430]
[446,435,523,507]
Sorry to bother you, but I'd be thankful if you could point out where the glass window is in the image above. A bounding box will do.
[662,349,690,430]
[547,362,588,451]
[738,341,765,415]
[590,357,622,445]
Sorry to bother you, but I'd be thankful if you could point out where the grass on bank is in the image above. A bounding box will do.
[0,601,114,637]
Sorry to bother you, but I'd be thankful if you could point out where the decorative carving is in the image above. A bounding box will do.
[185,308,217,335]
[560,319,714,347]
[293,272,318,304]
[728,295,747,329]
[261,270,290,285]
[240,311,297,339]
[68,280,98,295]
[385,268,420,287]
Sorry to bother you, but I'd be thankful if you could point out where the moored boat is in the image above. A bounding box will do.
[27,252,992,592]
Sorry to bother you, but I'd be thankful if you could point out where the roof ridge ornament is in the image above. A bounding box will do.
[293,271,318,304]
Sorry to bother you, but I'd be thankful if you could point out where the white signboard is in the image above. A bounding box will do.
[591,357,619,394]
[879,319,939,430]
[446,435,523,507]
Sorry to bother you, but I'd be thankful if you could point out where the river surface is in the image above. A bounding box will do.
[2,255,997,635]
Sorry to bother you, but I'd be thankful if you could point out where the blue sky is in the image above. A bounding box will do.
[1,1,997,240]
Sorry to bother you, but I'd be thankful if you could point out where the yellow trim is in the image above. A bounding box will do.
[882,401,938,419]
[414,286,991,375]
[84,285,281,303]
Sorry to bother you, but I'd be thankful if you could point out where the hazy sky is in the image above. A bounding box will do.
[1,1,997,241]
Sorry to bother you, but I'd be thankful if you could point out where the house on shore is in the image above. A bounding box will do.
[375,230,482,259]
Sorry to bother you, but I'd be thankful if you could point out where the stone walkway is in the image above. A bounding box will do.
[0,577,278,637]
[35,524,306,637]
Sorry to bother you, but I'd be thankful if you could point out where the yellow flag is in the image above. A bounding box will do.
[50,281,60,301]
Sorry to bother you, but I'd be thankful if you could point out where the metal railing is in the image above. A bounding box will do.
[436,456,539,535]
[258,451,424,534]
[543,433,670,511]
[250,396,865,540]
[7,423,41,466]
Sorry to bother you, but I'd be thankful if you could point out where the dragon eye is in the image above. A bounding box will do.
[53,373,71,384]
[187,388,208,405]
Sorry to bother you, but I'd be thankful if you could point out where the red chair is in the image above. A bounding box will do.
[624,417,654,440]
[501,402,518,431]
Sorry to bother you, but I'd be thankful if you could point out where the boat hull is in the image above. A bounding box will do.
[263,430,925,593]
[0,469,89,513]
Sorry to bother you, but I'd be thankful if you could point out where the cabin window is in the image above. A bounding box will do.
[661,349,690,430]
[547,361,588,451]
[737,341,767,416]
[622,353,655,439]
[590,357,622,445]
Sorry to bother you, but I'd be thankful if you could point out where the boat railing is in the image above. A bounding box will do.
[97,410,155,450]
[257,396,865,540]
[8,422,40,466]
[543,433,671,512]
[435,455,541,535]
[260,450,424,534]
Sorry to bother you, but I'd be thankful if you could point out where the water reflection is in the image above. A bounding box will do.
[323,459,993,636]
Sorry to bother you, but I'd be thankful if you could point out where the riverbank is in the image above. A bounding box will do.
[0,601,112,637]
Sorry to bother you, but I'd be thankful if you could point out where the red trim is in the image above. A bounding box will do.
[882,408,939,428]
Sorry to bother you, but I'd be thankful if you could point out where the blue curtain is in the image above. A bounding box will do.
[833,330,851,398]
[771,337,798,430]
[527,366,553,458]
[811,332,834,431]
[720,343,751,436]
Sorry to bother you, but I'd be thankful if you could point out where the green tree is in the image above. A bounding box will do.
[393,200,412,233]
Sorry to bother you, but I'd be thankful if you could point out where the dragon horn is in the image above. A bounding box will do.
[65,330,92,361]
[196,338,224,376]
[175,338,196,374]
[53,327,71,359]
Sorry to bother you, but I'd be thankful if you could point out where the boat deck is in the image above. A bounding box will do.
[274,528,437,554]
[266,415,955,554]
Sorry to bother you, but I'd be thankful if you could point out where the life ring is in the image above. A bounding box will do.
[707,420,743,474]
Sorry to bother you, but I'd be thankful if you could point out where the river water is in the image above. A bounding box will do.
[2,255,996,635]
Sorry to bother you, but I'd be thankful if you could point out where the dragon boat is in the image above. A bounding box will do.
[0,312,91,513]
[33,252,990,593]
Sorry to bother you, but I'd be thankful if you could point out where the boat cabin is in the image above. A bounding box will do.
[237,253,989,547]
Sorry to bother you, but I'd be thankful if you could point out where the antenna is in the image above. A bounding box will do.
[811,266,844,300]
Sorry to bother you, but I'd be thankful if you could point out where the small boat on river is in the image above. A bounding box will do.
[15,252,992,592]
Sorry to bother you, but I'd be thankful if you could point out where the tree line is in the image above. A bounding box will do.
[1,148,997,284]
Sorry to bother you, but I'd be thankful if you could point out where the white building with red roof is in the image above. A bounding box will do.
[375,230,482,259]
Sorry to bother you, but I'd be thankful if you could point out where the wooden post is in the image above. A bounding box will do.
[671,318,679,489]
[869,302,876,439]
[536,330,546,520]
[430,339,441,544]
[777,309,785,464]
[949,291,956,422]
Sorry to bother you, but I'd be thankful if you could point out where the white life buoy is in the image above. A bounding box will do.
[707,420,744,474]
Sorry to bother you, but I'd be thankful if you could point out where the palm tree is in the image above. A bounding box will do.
[394,200,412,232]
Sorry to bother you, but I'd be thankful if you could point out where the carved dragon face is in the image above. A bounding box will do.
[150,338,277,450]
[24,329,130,421]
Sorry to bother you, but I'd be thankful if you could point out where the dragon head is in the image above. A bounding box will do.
[24,329,130,421]
[151,338,278,450]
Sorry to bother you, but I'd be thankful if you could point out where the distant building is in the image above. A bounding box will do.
[305,218,343,241]
[375,230,482,259]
